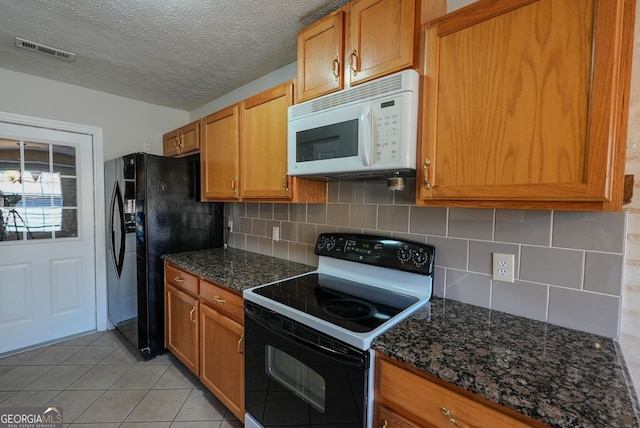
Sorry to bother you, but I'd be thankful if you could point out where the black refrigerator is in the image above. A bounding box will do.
[105,153,223,360]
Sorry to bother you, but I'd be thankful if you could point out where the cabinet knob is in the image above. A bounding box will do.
[440,407,482,428]
[423,158,432,190]
[350,50,359,76]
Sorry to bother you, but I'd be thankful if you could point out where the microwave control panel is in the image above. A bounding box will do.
[373,95,404,166]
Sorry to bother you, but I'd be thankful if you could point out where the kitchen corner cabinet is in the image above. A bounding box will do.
[375,354,543,428]
[199,280,244,421]
[417,0,635,211]
[165,265,200,375]
[201,105,241,201]
[297,0,430,103]
[163,120,200,157]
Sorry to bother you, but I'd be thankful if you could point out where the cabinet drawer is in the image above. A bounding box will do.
[165,263,199,296]
[377,358,533,428]
[200,279,244,325]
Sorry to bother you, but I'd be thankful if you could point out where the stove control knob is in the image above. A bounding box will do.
[397,247,411,263]
[412,250,429,267]
[326,236,336,251]
[317,236,328,250]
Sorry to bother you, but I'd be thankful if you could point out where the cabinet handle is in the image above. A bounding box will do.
[173,276,184,283]
[332,57,340,81]
[177,132,183,153]
[422,158,432,189]
[231,177,237,193]
[350,50,359,76]
[189,307,196,324]
[440,407,482,428]
[282,175,289,192]
[213,296,226,304]
[237,334,244,354]
[381,420,388,428]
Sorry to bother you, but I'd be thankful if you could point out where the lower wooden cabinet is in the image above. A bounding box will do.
[164,262,245,423]
[199,303,244,420]
[375,354,543,428]
[165,283,199,375]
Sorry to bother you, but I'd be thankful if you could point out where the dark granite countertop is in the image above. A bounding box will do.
[161,247,316,293]
[372,297,640,428]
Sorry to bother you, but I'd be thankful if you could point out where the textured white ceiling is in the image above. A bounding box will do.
[0,0,350,111]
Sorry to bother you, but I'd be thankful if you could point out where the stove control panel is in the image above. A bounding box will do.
[315,233,435,275]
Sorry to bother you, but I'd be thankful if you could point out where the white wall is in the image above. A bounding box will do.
[189,63,297,121]
[0,68,188,160]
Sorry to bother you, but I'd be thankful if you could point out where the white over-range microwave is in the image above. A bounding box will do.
[287,69,419,179]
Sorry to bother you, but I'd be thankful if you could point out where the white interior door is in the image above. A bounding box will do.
[0,121,96,354]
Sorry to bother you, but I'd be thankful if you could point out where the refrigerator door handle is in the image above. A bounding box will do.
[109,182,126,278]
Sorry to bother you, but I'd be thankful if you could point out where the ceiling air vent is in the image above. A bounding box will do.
[15,37,76,62]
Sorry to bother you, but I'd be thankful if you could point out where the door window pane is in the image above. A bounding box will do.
[0,139,77,242]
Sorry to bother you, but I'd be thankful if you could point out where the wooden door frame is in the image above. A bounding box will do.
[0,110,107,332]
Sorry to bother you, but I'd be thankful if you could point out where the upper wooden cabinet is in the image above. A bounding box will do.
[296,0,446,103]
[241,82,293,199]
[201,105,241,201]
[297,10,345,102]
[163,120,200,157]
[201,81,326,203]
[346,0,416,85]
[417,0,635,211]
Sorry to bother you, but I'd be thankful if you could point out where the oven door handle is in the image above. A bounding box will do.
[246,307,367,368]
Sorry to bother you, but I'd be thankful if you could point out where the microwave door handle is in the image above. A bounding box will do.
[360,104,372,166]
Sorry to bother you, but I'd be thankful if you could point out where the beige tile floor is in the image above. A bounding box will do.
[0,330,243,427]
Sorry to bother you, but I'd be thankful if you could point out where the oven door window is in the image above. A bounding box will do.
[245,303,369,428]
[266,345,326,413]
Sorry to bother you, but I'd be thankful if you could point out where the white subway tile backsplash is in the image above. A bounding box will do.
[520,246,584,289]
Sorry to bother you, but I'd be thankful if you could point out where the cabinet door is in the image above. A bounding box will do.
[346,0,416,85]
[163,129,180,157]
[418,0,633,210]
[201,105,241,201]
[179,120,200,154]
[165,284,199,375]
[163,121,200,157]
[240,81,293,199]
[200,303,245,421]
[296,10,344,102]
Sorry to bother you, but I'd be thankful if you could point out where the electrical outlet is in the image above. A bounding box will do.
[227,220,233,232]
[492,253,515,283]
[272,226,280,241]
[143,141,151,152]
